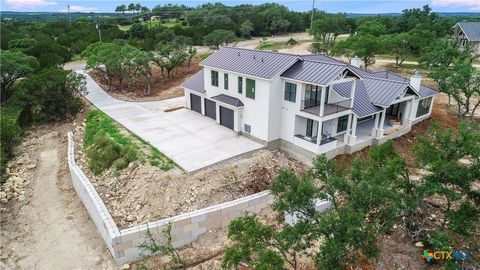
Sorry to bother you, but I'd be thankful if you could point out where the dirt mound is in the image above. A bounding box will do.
[90,62,201,102]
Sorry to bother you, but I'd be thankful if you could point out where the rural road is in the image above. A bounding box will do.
[0,129,116,269]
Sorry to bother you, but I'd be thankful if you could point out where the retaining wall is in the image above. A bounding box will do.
[67,132,273,265]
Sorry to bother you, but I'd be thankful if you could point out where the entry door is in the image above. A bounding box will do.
[204,99,216,120]
[219,106,234,130]
[190,94,202,114]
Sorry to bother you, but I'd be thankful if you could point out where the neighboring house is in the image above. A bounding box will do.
[182,47,438,162]
[452,22,480,54]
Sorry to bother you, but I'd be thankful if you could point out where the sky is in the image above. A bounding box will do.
[1,0,479,13]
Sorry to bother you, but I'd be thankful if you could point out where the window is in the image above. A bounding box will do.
[284,82,297,102]
[416,97,432,117]
[224,73,229,90]
[238,76,243,94]
[211,70,218,87]
[305,84,321,108]
[246,78,255,99]
[337,115,349,133]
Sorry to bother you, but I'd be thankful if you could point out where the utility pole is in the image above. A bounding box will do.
[96,15,102,42]
[310,0,315,30]
[67,5,72,23]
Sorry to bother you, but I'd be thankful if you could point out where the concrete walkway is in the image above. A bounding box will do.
[79,71,263,173]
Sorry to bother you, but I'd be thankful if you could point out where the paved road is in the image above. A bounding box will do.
[78,70,263,173]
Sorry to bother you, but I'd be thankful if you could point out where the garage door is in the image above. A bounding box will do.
[219,106,234,130]
[204,99,216,120]
[190,93,201,114]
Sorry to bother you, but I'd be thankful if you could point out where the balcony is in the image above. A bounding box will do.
[301,100,350,116]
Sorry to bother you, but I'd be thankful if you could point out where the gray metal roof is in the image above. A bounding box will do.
[363,78,411,107]
[302,54,345,64]
[211,94,244,107]
[370,71,408,82]
[281,60,350,86]
[331,81,353,98]
[201,47,300,79]
[181,70,205,93]
[352,80,382,117]
[456,22,480,41]
[419,85,438,98]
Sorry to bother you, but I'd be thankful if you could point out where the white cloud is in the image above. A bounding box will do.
[59,5,99,12]
[431,0,480,11]
[5,0,57,9]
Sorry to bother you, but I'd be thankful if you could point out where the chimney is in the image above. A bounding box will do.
[410,70,421,91]
[350,56,361,68]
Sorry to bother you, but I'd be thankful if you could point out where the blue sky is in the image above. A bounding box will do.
[1,0,479,13]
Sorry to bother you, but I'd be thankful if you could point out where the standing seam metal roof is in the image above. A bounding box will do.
[331,81,353,98]
[200,47,300,79]
[363,78,411,107]
[352,80,382,117]
[281,60,350,86]
[211,94,244,107]
[456,22,480,41]
[181,70,205,94]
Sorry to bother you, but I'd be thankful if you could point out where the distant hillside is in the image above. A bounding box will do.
[346,12,480,18]
[2,10,479,22]
[0,11,135,22]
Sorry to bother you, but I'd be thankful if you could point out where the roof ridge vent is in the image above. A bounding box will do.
[253,54,256,59]
[238,52,240,57]
[261,57,264,63]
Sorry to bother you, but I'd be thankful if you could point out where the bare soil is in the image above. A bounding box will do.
[0,118,116,269]
[72,118,307,229]
[89,62,201,102]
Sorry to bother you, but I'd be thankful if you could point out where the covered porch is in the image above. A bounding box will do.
[342,98,413,146]
[293,115,341,154]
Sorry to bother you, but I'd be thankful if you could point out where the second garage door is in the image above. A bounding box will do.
[219,106,234,130]
[190,93,202,114]
[204,99,216,120]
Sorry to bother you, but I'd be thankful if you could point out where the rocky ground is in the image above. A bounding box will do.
[72,116,307,229]
[0,120,116,269]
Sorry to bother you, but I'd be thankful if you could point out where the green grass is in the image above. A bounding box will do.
[84,110,174,174]
[256,39,309,51]
[118,19,181,31]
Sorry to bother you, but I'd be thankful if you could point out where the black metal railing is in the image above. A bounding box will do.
[294,134,317,144]
[301,100,321,110]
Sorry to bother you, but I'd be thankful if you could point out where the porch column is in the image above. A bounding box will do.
[319,86,326,117]
[377,108,386,138]
[404,100,412,127]
[316,120,323,146]
[371,113,380,137]
[343,114,353,144]
[348,115,357,145]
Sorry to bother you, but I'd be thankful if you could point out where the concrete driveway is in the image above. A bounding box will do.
[79,71,263,173]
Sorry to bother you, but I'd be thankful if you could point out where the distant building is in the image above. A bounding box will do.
[452,22,480,54]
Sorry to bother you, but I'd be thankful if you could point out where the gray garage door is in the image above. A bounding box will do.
[190,93,201,114]
[204,99,216,120]
[219,106,234,130]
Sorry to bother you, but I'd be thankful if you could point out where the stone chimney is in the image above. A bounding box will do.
[350,56,361,68]
[410,70,421,91]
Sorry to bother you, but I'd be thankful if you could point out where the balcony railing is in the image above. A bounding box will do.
[301,100,351,116]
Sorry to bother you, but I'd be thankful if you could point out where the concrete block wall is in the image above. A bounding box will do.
[113,191,274,264]
[67,132,274,265]
[67,132,120,256]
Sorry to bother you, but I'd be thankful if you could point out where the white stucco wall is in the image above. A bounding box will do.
[203,67,273,142]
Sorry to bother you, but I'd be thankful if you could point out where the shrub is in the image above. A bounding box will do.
[0,107,24,177]
[286,37,298,45]
[86,133,122,175]
[446,202,479,236]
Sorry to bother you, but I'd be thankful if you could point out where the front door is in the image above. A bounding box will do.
[306,119,314,137]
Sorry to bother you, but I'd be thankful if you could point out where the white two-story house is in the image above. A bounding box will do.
[182,47,437,162]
